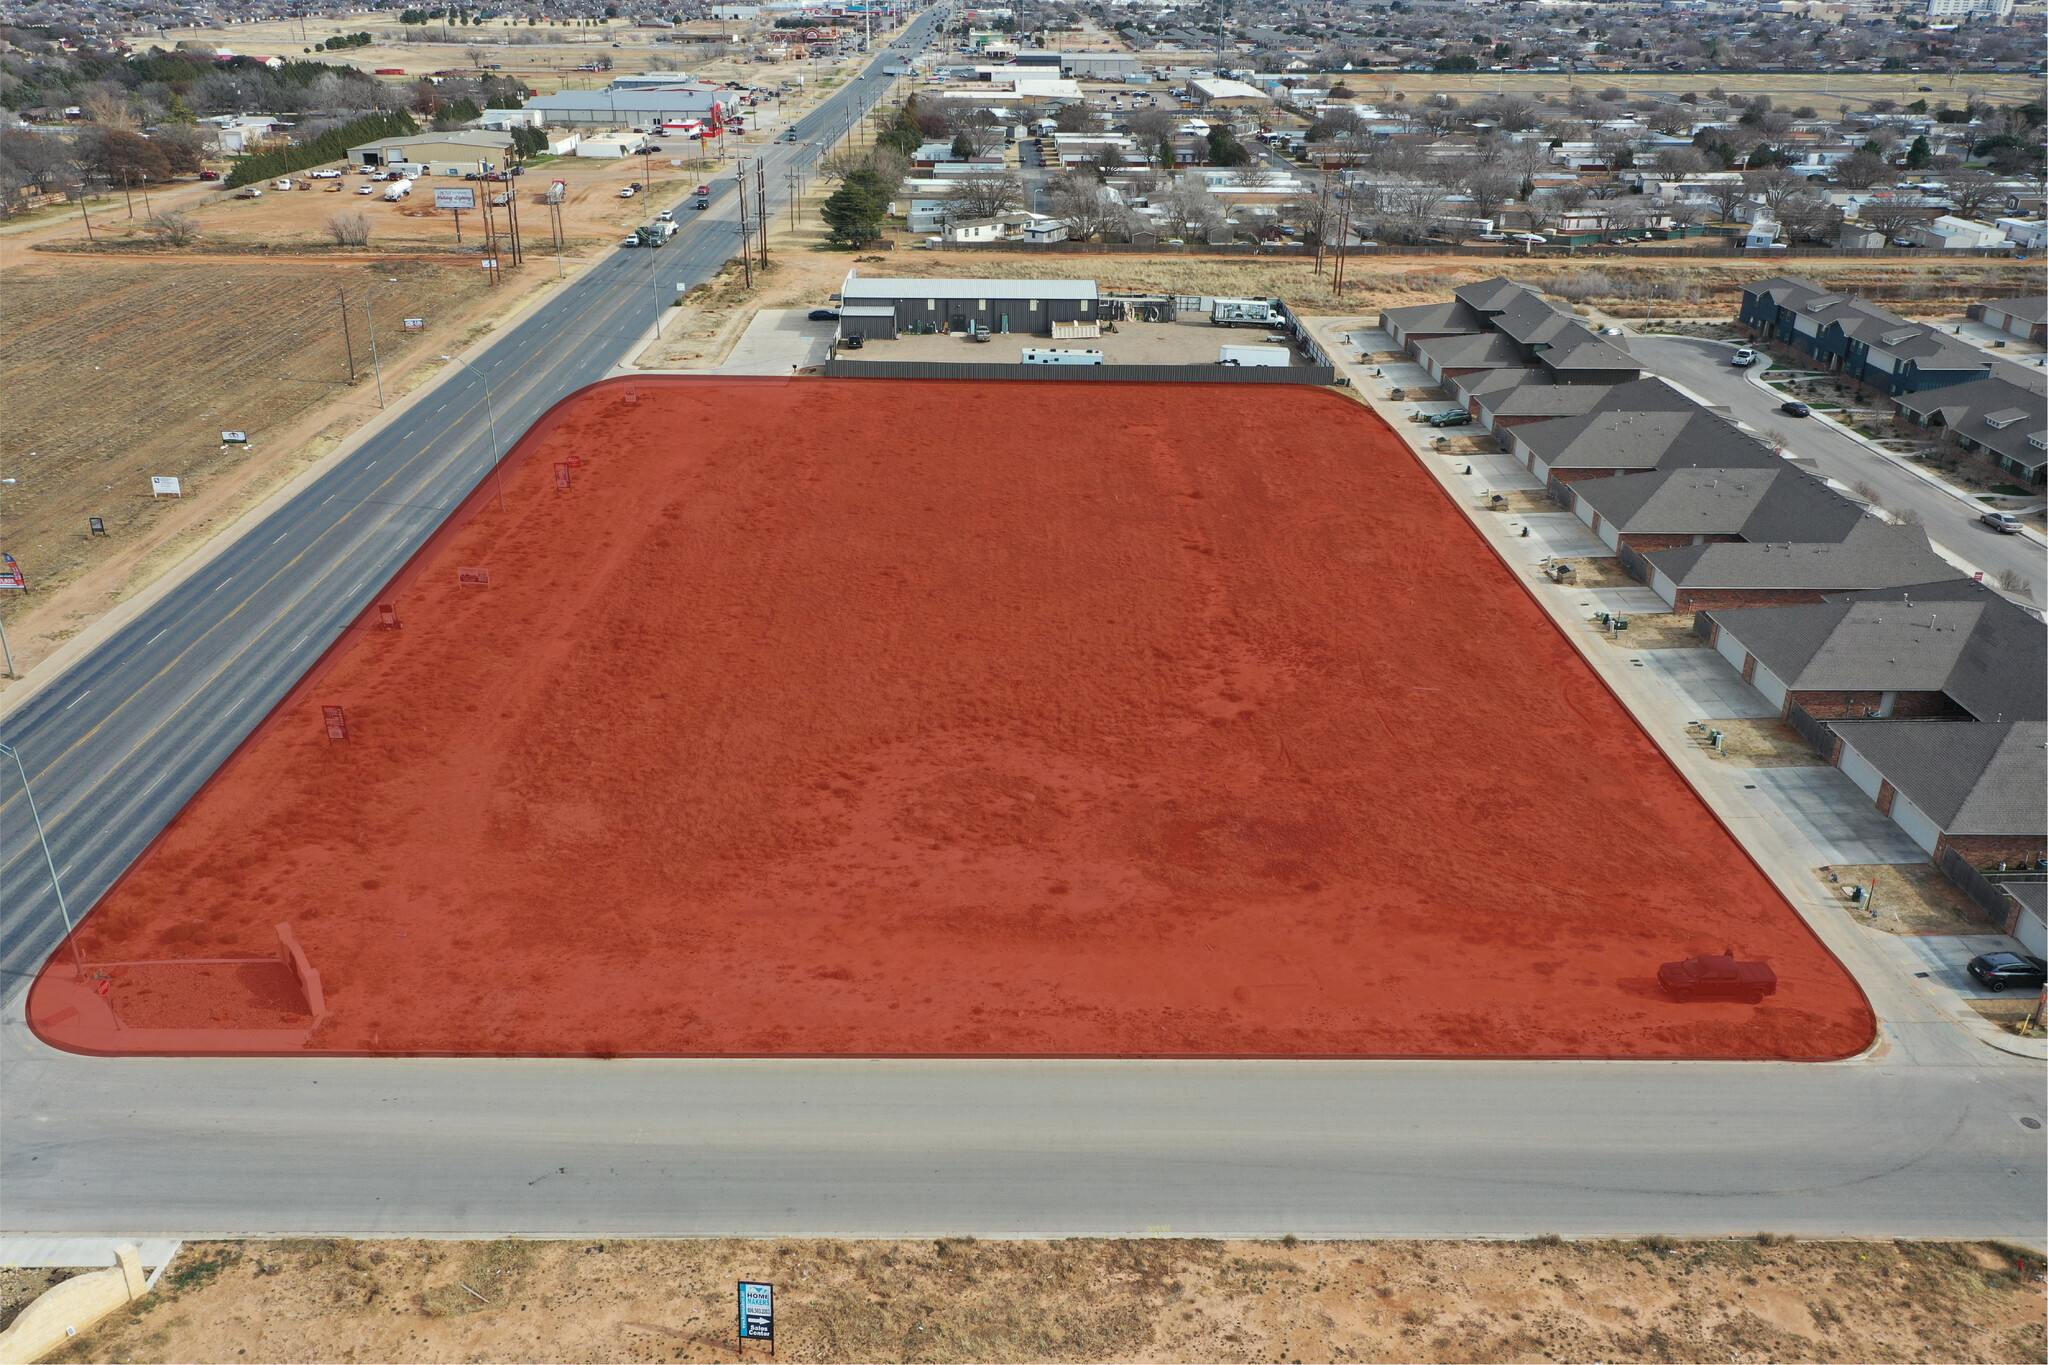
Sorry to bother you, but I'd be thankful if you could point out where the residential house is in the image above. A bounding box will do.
[1829,720,2046,865]
[1969,295,2048,344]
[1893,369,2048,485]
[1907,216,2011,251]
[1568,466,1873,586]
[1635,518,1963,611]
[1505,408,1782,490]
[1737,277,1994,395]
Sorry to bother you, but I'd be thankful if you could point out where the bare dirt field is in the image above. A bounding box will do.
[0,255,515,680]
[1812,863,2002,937]
[49,1236,2048,1365]
[33,377,1871,1060]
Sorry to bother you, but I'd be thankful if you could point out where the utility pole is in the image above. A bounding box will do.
[757,158,770,270]
[736,158,754,288]
[338,286,357,382]
[364,288,386,408]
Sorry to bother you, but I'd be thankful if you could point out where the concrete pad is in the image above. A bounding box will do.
[709,309,836,374]
[1456,452,1545,492]
[0,1239,181,1269]
[1876,932,2037,1001]
[1635,650,1778,720]
[1742,767,1930,866]
[1512,512,1610,561]
[1583,586,1672,615]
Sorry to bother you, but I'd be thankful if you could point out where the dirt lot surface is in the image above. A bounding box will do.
[0,255,521,682]
[1812,864,2003,938]
[34,378,1871,1060]
[0,1267,75,1332]
[1594,612,1709,652]
[1688,718,1830,770]
[50,1237,2048,1365]
[1967,995,2047,1038]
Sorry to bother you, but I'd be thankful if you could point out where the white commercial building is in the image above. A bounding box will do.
[1925,0,2012,17]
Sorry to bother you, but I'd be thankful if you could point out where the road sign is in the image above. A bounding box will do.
[434,186,477,211]
[322,705,348,741]
[737,1282,773,1344]
[150,476,182,498]
[0,553,24,590]
[458,567,491,587]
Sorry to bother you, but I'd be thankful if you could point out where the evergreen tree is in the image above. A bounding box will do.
[821,181,883,246]
[1905,134,1931,169]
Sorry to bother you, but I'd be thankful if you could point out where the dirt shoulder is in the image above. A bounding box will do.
[50,1236,2045,1364]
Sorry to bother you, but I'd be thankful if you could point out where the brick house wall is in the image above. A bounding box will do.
[1670,587,1834,612]
[1936,833,2048,867]
[1618,532,1743,553]
[1787,690,1972,720]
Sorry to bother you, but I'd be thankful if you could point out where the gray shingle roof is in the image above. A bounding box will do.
[1519,408,1782,472]
[1645,519,1965,591]
[1380,299,1485,336]
[1452,277,1542,314]
[1981,296,2048,326]
[1830,720,2048,836]
[1411,332,1527,370]
[1894,372,2048,477]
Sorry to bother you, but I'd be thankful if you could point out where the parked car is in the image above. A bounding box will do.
[618,186,637,198]
[1425,408,1474,428]
[357,184,376,195]
[1476,231,1506,242]
[1731,348,1757,366]
[198,170,220,181]
[1966,952,2047,992]
[1780,400,1812,417]
[1658,952,1778,1003]
[1981,510,2024,534]
[310,169,342,179]
[808,308,840,321]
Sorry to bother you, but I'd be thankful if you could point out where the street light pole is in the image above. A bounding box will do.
[1,740,84,978]
[440,355,506,510]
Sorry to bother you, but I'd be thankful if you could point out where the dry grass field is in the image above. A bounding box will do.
[41,1236,2048,1364]
[1329,70,2045,110]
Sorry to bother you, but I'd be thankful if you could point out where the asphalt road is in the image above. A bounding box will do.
[0,6,949,995]
[0,19,2041,1243]
[1,1007,2040,1242]
[1631,335,2048,596]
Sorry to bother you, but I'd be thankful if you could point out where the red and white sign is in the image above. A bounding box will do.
[322,705,348,741]
[0,552,25,590]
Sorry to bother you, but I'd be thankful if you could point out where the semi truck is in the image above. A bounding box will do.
[635,220,677,247]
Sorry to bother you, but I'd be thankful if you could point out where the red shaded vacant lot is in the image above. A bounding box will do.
[33,378,1873,1057]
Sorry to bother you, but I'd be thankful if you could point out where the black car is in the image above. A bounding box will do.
[808,308,840,321]
[1780,400,1812,417]
[1967,952,2047,992]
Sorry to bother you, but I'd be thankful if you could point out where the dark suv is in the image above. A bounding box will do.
[1966,952,2047,992]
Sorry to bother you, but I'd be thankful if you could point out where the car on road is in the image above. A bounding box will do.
[1658,952,1777,1003]
[1966,952,2047,991]
[656,208,674,222]
[619,235,640,247]
[1780,400,1812,417]
[693,184,711,196]
[1981,510,2024,534]
[808,308,840,321]
[1731,347,1757,366]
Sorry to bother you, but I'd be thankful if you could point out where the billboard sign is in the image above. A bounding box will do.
[404,318,425,331]
[435,186,477,211]
[150,476,182,498]
[737,1282,773,1343]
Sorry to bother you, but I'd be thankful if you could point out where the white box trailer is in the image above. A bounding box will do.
[1020,348,1105,365]
[1217,344,1290,367]
[1210,297,1282,327]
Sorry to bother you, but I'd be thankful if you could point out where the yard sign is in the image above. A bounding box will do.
[738,1281,773,1348]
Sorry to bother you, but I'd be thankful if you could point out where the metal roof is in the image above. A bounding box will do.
[840,276,1099,301]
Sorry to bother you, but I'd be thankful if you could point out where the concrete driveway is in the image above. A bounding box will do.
[1634,650,1780,720]
[1742,767,1932,866]
[708,308,837,374]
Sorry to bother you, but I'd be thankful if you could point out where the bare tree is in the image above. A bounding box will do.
[1231,163,1278,189]
[1944,168,2001,220]
[144,210,199,245]
[1995,567,2035,599]
[1049,183,1120,242]
[1707,177,1753,224]
[1856,196,1928,241]
[1158,175,1224,241]
[946,170,1025,220]
[1832,151,1894,191]
[1654,146,1711,177]
[1465,169,1516,226]
[325,211,373,246]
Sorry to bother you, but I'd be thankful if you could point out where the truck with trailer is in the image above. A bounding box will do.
[1209,297,1283,327]
[634,220,677,248]
[1021,348,1105,365]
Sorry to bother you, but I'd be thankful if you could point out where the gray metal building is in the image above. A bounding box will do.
[836,273,1100,339]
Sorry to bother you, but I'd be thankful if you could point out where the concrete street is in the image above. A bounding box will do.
[1630,335,2047,596]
